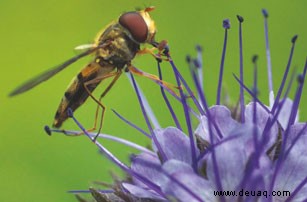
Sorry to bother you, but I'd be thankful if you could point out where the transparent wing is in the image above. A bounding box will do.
[9,45,101,97]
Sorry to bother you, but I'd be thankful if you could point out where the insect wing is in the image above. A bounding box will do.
[9,46,101,97]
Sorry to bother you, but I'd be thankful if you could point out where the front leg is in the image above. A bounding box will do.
[137,40,169,61]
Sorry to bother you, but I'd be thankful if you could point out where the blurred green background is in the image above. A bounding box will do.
[1,0,307,201]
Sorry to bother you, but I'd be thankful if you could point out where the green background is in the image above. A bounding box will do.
[1,0,307,201]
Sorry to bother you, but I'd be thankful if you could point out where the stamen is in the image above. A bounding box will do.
[252,55,260,166]
[285,176,307,202]
[66,108,166,198]
[167,57,205,115]
[187,56,203,110]
[166,53,199,172]
[252,55,259,148]
[237,15,245,123]
[270,61,306,192]
[131,158,204,201]
[271,35,298,114]
[207,108,225,202]
[252,55,259,125]
[262,9,274,94]
[156,60,182,130]
[287,60,307,126]
[196,45,204,94]
[186,53,225,141]
[286,75,303,127]
[126,72,161,129]
[68,189,114,194]
[260,67,297,146]
[128,73,168,162]
[197,135,240,161]
[187,45,206,110]
[46,126,155,155]
[233,73,270,113]
[216,19,230,105]
[111,109,151,138]
[284,123,307,161]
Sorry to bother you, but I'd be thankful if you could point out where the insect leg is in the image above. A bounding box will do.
[137,40,169,61]
[92,70,122,140]
[83,70,122,141]
[127,65,181,96]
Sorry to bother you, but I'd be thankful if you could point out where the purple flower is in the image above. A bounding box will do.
[48,9,307,202]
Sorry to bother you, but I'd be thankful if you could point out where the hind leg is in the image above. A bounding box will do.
[88,70,122,141]
[59,70,122,141]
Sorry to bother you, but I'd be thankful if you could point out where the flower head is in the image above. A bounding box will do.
[48,9,307,202]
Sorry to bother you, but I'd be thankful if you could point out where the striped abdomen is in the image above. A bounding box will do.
[53,61,115,128]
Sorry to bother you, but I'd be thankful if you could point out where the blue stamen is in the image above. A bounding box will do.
[126,72,161,129]
[233,73,270,113]
[284,123,307,162]
[216,19,230,105]
[169,58,205,115]
[197,134,240,161]
[68,189,114,194]
[207,107,225,202]
[252,55,259,150]
[129,73,168,162]
[262,9,274,94]
[260,68,297,146]
[270,61,306,193]
[169,58,198,172]
[187,52,225,140]
[132,158,204,201]
[111,109,151,138]
[239,56,261,189]
[252,55,259,125]
[238,15,245,123]
[46,127,156,155]
[287,60,307,126]
[67,108,74,118]
[285,176,307,202]
[196,45,204,98]
[187,54,204,110]
[271,35,298,114]
[67,107,166,198]
[156,60,182,130]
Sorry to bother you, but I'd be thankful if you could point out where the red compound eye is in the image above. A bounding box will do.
[119,12,148,43]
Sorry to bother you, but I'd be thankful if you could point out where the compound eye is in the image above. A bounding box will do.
[119,12,148,43]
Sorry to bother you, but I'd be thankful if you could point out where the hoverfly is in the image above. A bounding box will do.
[9,7,169,136]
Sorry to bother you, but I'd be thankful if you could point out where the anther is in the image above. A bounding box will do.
[252,55,259,64]
[156,57,162,63]
[44,125,52,136]
[193,59,201,68]
[67,108,74,118]
[196,45,202,52]
[297,74,304,84]
[237,15,244,23]
[223,19,231,29]
[186,55,191,63]
[262,9,269,18]
[291,35,298,44]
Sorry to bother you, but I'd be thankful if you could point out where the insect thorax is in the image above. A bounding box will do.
[96,23,140,69]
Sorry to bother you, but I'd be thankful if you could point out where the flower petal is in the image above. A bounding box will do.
[161,160,214,201]
[195,105,239,142]
[130,153,166,187]
[245,102,278,150]
[153,127,197,164]
[273,123,307,201]
[276,98,299,129]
